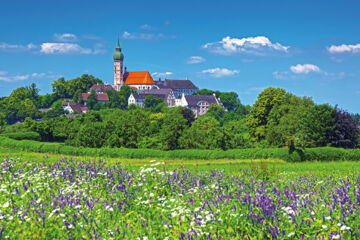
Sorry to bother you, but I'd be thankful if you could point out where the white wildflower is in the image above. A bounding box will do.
[322,225,327,229]
[288,232,295,237]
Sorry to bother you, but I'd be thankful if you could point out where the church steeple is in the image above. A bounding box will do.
[113,39,124,61]
[113,39,124,90]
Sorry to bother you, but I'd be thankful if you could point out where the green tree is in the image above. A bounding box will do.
[38,94,56,108]
[297,104,335,147]
[246,87,286,144]
[73,90,83,104]
[52,74,102,99]
[265,93,314,147]
[221,120,251,149]
[51,77,68,98]
[75,122,107,148]
[86,90,97,110]
[179,116,223,149]
[159,108,188,150]
[144,95,167,113]
[104,108,150,148]
[105,85,135,109]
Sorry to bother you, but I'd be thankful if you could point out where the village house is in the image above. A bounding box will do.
[155,79,198,98]
[62,102,88,114]
[88,84,114,93]
[177,93,224,118]
[81,92,109,104]
[128,88,176,107]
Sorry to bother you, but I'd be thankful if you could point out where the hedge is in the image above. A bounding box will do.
[1,136,360,161]
[0,131,41,141]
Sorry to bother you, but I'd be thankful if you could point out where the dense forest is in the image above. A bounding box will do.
[0,74,359,151]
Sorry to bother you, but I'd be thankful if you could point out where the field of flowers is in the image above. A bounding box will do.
[0,156,359,239]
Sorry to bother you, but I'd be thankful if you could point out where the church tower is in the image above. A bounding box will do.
[113,39,124,91]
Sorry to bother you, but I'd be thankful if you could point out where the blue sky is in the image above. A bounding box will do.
[1,0,360,112]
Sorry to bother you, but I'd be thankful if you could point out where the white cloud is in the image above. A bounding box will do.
[0,42,37,51]
[202,68,239,78]
[122,31,175,40]
[152,72,173,78]
[328,43,360,54]
[53,33,78,42]
[187,56,206,64]
[40,43,93,54]
[140,24,157,31]
[0,71,61,82]
[290,64,320,74]
[202,36,289,55]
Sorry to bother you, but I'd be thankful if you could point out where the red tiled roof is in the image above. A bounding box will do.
[82,93,109,101]
[125,71,155,85]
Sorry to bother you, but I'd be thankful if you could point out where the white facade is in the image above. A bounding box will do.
[128,94,144,107]
[128,84,158,91]
[63,104,74,113]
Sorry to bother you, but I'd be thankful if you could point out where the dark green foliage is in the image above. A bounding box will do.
[51,74,102,99]
[75,122,107,148]
[180,107,195,126]
[297,104,335,147]
[3,83,41,124]
[86,90,97,110]
[159,108,188,150]
[179,116,223,149]
[246,87,286,144]
[144,95,167,113]
[105,85,135,109]
[38,93,57,108]
[265,93,314,147]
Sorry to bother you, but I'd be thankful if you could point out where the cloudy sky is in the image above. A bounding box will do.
[1,0,360,112]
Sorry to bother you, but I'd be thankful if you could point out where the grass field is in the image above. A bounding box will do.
[0,146,359,239]
[0,146,359,176]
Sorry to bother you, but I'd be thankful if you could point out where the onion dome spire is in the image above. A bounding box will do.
[113,38,124,61]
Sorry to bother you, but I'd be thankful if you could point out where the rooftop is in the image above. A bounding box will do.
[82,93,109,101]
[125,71,155,85]
[89,84,114,92]
[184,94,218,107]
[156,79,198,90]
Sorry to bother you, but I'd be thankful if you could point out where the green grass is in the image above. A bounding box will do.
[1,146,359,177]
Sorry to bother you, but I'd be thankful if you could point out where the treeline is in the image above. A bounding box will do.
[14,85,360,152]
[1,74,360,151]
[22,105,249,150]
